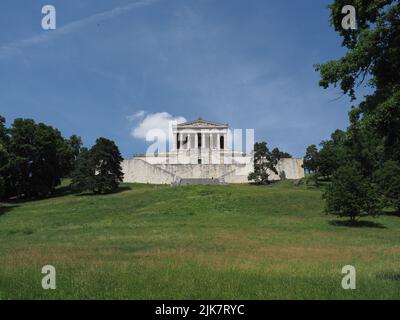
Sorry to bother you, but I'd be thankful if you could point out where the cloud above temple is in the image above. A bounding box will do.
[130,112,186,143]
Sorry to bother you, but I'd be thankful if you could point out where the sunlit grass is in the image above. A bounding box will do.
[0,181,399,299]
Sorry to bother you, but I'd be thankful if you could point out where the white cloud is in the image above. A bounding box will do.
[0,0,161,59]
[127,110,146,121]
[131,112,186,142]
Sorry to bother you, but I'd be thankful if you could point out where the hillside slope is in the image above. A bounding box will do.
[0,182,399,299]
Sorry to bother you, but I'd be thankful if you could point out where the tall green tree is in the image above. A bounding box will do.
[315,0,400,162]
[68,135,83,161]
[68,134,83,172]
[0,116,8,199]
[324,163,381,221]
[70,148,94,192]
[0,144,7,200]
[303,144,319,173]
[346,109,384,176]
[71,138,124,194]
[317,129,348,178]
[0,116,7,143]
[374,160,400,212]
[91,138,124,194]
[315,1,400,221]
[271,148,292,159]
[248,142,280,184]
[5,119,74,198]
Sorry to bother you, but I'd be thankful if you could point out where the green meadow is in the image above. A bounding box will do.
[0,181,399,299]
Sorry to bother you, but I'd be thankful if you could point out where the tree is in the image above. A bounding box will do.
[324,163,381,221]
[303,144,319,173]
[271,148,292,159]
[5,119,74,198]
[71,138,124,194]
[315,0,400,162]
[68,135,83,161]
[91,138,124,194]
[315,1,400,222]
[0,143,6,200]
[248,142,279,184]
[70,148,94,192]
[0,116,7,143]
[0,175,4,200]
[374,160,400,212]
[5,118,38,198]
[68,134,83,173]
[0,116,8,199]
[345,109,384,177]
[317,129,348,178]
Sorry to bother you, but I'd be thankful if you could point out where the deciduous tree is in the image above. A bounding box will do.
[374,160,400,212]
[315,0,400,162]
[248,142,280,184]
[303,144,319,173]
[324,163,381,221]
[315,1,400,222]
[271,148,292,159]
[317,129,348,178]
[4,118,74,198]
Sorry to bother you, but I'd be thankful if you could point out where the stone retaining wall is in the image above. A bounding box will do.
[122,158,304,184]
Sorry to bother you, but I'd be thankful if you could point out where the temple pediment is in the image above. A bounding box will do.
[177,118,228,129]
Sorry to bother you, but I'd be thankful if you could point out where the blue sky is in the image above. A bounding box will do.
[0,0,358,158]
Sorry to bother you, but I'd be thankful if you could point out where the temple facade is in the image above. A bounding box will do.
[122,119,304,184]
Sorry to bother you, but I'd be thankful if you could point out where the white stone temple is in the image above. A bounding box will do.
[122,118,304,184]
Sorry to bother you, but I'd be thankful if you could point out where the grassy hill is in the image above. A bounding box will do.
[0,181,399,299]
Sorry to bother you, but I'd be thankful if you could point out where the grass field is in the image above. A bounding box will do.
[0,181,399,299]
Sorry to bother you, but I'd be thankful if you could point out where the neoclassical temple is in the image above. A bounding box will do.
[173,118,229,164]
[122,118,304,184]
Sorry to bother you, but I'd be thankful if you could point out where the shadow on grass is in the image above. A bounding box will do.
[76,186,131,197]
[0,204,18,217]
[248,181,281,187]
[0,185,131,216]
[5,185,76,205]
[328,219,387,229]
[382,210,400,218]
[376,272,400,282]
[53,185,75,197]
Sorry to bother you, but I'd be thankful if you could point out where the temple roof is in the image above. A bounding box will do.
[177,118,228,129]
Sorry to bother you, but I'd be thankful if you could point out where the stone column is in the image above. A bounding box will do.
[179,133,183,150]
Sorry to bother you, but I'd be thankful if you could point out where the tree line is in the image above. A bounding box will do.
[0,116,123,201]
[303,0,400,222]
